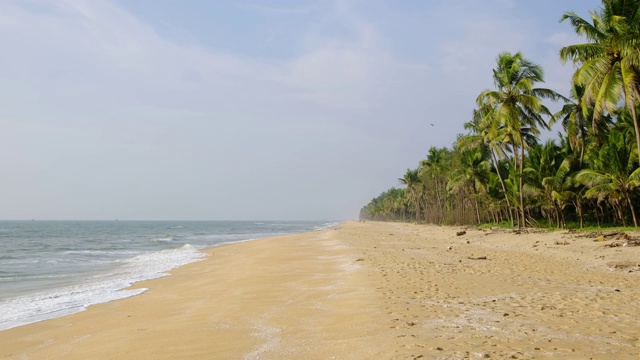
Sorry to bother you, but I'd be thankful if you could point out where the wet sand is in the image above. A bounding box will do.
[1,222,639,359]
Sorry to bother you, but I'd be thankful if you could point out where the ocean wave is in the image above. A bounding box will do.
[62,249,141,256]
[0,244,205,331]
[152,236,174,242]
[0,221,336,331]
[313,222,340,231]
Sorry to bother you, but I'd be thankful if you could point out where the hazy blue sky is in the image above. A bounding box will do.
[0,0,601,220]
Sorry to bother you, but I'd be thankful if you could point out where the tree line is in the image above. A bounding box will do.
[360,0,640,229]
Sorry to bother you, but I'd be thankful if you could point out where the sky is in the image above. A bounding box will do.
[0,0,602,221]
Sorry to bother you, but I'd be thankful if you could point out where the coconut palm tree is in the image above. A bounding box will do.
[447,148,491,224]
[399,169,423,222]
[560,0,640,164]
[552,83,592,165]
[420,147,448,222]
[526,140,566,226]
[541,157,575,228]
[576,131,640,227]
[477,52,563,227]
[460,109,515,225]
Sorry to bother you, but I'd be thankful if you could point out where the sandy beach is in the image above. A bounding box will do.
[1,222,640,359]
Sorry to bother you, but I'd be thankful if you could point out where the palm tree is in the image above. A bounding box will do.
[576,131,640,227]
[447,148,491,224]
[460,109,515,225]
[552,83,591,165]
[399,169,423,222]
[396,189,411,221]
[560,0,640,164]
[420,147,448,222]
[527,140,565,226]
[542,158,575,228]
[477,51,563,227]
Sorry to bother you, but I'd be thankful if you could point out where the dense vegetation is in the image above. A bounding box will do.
[360,0,640,229]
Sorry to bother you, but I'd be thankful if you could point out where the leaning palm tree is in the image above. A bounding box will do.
[560,0,640,164]
[477,52,563,228]
[399,169,423,222]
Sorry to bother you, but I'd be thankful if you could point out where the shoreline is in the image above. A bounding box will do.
[1,228,381,359]
[2,222,639,359]
[0,222,338,332]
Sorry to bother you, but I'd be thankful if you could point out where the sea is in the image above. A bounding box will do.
[0,220,337,331]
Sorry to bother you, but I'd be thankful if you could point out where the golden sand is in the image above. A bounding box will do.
[1,222,639,359]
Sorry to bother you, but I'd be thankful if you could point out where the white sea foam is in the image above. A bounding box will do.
[313,222,340,231]
[0,244,205,331]
[152,236,174,242]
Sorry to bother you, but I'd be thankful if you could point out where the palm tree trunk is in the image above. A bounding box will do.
[615,201,627,227]
[516,139,526,228]
[490,149,514,226]
[511,145,521,228]
[473,192,481,225]
[413,192,421,223]
[579,126,586,166]
[436,177,446,223]
[520,143,526,227]
[631,97,640,167]
[626,194,638,228]
[596,203,606,227]
[422,197,431,223]
[432,178,440,221]
[576,199,584,228]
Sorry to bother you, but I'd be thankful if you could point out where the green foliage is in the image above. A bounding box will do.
[560,0,640,164]
[360,0,640,229]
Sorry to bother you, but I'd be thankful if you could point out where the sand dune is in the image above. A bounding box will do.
[1,222,639,359]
